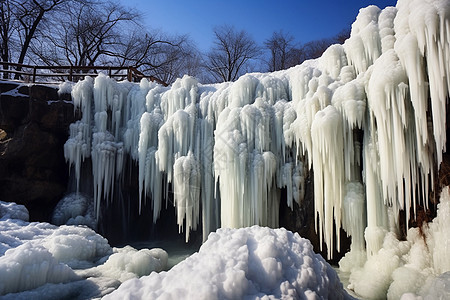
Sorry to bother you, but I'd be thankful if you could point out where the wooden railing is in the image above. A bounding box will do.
[0,62,168,86]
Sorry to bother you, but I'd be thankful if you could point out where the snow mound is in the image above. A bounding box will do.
[52,193,97,229]
[104,226,354,300]
[0,243,77,295]
[79,245,168,282]
[0,201,29,222]
[0,202,168,297]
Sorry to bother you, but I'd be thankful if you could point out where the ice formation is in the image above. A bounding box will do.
[340,186,450,299]
[60,0,450,298]
[104,226,352,299]
[65,0,449,254]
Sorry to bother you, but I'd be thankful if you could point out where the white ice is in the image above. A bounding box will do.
[343,186,450,299]
[59,0,450,298]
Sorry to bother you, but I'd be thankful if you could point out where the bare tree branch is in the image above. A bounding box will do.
[205,25,261,82]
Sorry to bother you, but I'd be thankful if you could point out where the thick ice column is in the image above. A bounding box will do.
[214,108,247,228]
[64,121,91,192]
[91,132,124,219]
[173,152,201,242]
[138,111,164,213]
[255,75,289,105]
[156,109,195,183]
[331,79,366,181]
[362,126,387,227]
[339,182,367,271]
[228,75,259,108]
[198,116,217,241]
[311,105,345,258]
[123,81,155,160]
[319,44,348,80]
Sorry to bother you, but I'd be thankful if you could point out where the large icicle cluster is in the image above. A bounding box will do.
[64,0,450,267]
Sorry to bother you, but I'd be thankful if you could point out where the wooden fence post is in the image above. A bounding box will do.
[127,67,132,82]
[32,66,37,83]
[69,66,73,81]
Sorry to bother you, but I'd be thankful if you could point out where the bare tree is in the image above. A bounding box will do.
[284,28,351,67]
[113,30,199,84]
[144,38,203,84]
[205,25,261,82]
[333,28,351,45]
[0,0,13,63]
[29,0,198,84]
[0,0,15,77]
[13,0,67,67]
[304,28,350,61]
[31,0,138,67]
[264,30,295,72]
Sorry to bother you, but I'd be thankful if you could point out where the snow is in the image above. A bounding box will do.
[0,202,168,298]
[0,201,29,222]
[0,242,77,295]
[51,193,96,229]
[78,245,168,283]
[104,226,353,300]
[0,82,29,98]
[58,81,74,95]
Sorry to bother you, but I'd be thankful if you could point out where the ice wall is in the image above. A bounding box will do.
[64,0,450,264]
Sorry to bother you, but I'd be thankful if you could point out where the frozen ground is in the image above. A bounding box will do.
[0,201,168,299]
[0,200,353,299]
[1,197,449,299]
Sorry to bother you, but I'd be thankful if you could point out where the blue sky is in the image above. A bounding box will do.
[121,0,398,51]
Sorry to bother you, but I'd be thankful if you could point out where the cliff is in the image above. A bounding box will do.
[0,81,78,221]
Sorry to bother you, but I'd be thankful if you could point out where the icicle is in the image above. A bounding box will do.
[173,152,201,242]
[138,111,163,213]
[311,105,345,259]
[160,75,199,119]
[62,1,450,264]
[344,5,382,74]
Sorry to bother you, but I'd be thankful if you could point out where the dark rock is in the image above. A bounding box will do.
[0,81,21,94]
[30,98,75,133]
[29,84,58,101]
[0,82,77,222]
[17,85,30,96]
[0,95,30,130]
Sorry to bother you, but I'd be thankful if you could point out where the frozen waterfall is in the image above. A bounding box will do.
[64,0,450,265]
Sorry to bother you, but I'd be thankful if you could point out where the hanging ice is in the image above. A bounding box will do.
[64,0,450,269]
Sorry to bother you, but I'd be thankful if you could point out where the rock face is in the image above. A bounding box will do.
[0,82,77,221]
